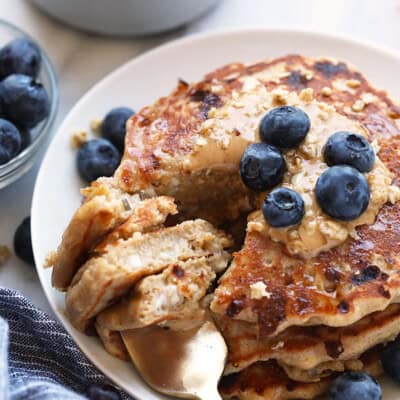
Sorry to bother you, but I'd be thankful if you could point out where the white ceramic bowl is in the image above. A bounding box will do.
[30,0,220,36]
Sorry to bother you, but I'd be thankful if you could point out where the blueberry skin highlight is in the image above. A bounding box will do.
[328,371,382,400]
[77,139,121,183]
[315,165,370,221]
[102,107,135,153]
[0,118,21,165]
[323,131,375,172]
[1,74,50,128]
[262,187,304,227]
[259,106,310,149]
[240,142,286,192]
[0,37,42,79]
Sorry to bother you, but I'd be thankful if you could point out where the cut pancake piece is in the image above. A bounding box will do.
[97,254,229,331]
[95,321,129,361]
[219,346,382,400]
[49,177,160,291]
[66,219,232,331]
[218,303,400,375]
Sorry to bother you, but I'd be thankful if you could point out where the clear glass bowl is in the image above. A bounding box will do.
[0,19,58,189]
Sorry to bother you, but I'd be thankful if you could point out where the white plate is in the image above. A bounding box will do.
[32,28,400,399]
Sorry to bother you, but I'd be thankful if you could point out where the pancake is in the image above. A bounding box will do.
[49,177,149,291]
[219,345,382,400]
[66,219,232,332]
[216,303,400,376]
[115,54,400,228]
[96,255,228,331]
[110,53,400,335]
[95,321,129,361]
[210,199,400,335]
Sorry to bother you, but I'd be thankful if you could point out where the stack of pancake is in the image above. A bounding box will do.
[48,55,400,399]
[206,56,400,399]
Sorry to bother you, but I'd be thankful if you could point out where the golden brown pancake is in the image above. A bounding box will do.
[219,345,382,400]
[216,303,400,376]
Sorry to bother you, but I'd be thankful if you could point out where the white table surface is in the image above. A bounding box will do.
[1,0,400,316]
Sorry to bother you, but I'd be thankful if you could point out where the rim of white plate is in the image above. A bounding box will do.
[32,27,400,399]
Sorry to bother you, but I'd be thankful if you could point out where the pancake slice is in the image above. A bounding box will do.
[97,254,229,331]
[49,177,159,291]
[66,219,232,332]
[95,321,129,361]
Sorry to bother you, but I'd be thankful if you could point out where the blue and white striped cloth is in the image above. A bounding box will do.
[0,288,132,400]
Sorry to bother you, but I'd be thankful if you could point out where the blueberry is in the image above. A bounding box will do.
[381,339,400,383]
[0,38,41,79]
[315,165,370,221]
[240,143,286,192]
[102,107,135,152]
[259,106,310,149]
[77,139,121,182]
[14,217,34,266]
[0,118,21,165]
[328,371,382,400]
[262,187,304,227]
[1,74,50,128]
[323,131,375,172]
[87,384,120,400]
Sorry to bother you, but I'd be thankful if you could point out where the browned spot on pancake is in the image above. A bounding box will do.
[84,322,97,336]
[256,289,287,336]
[285,380,297,391]
[219,361,290,395]
[324,266,341,292]
[138,117,151,127]
[226,298,246,318]
[314,61,348,77]
[325,339,344,359]
[172,265,185,278]
[286,71,309,89]
[351,265,381,285]
[350,203,400,259]
[338,300,350,313]
[233,128,241,136]
[378,285,391,298]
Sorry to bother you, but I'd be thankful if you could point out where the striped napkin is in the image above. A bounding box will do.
[0,288,132,400]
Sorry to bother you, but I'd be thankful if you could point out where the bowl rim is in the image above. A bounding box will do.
[0,18,58,183]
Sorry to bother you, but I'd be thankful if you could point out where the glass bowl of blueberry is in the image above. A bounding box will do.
[0,19,58,189]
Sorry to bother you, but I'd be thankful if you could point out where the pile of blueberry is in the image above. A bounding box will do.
[239,106,375,227]
[77,107,134,182]
[0,37,50,165]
